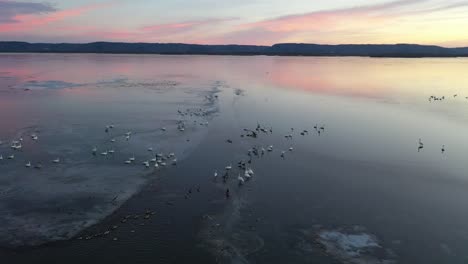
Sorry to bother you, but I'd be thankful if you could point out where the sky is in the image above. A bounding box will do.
[1,0,468,46]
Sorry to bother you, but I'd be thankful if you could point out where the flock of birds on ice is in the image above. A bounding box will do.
[0,92,459,243]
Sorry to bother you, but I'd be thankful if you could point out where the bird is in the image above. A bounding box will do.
[441,145,445,153]
[150,157,157,163]
[148,147,153,152]
[267,145,273,152]
[289,147,294,151]
[238,175,245,185]
[154,162,159,168]
[281,151,286,158]
[7,154,14,159]
[161,127,166,131]
[225,164,232,170]
[125,160,132,164]
[25,161,31,168]
[92,147,97,155]
[214,170,218,178]
[172,158,177,165]
[110,138,116,143]
[129,156,135,162]
[142,161,150,168]
[108,149,115,154]
[0,155,3,160]
[52,158,60,163]
[101,151,108,156]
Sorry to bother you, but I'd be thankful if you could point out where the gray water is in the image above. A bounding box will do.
[1,54,468,264]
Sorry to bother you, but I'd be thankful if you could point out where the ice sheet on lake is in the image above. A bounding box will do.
[0,78,222,247]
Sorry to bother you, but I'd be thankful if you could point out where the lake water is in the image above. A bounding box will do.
[1,54,468,264]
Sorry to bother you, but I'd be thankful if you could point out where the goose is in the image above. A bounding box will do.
[25,161,31,168]
[52,158,60,163]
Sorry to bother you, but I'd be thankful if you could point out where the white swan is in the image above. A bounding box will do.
[142,161,150,168]
[25,161,31,168]
[108,149,115,154]
[172,158,177,165]
[238,175,245,185]
[225,164,232,170]
[101,151,108,156]
[125,160,132,164]
[129,156,135,162]
[154,162,159,168]
[214,171,218,178]
[52,158,60,163]
[8,154,14,159]
[289,147,294,151]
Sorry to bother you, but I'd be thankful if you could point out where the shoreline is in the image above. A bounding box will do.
[2,51,468,58]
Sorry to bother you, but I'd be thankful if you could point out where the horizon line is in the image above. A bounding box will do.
[1,41,468,49]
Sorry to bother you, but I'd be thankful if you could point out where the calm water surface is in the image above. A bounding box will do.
[1,54,468,264]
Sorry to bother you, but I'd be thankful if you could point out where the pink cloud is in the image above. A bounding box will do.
[207,0,431,45]
[0,2,114,33]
